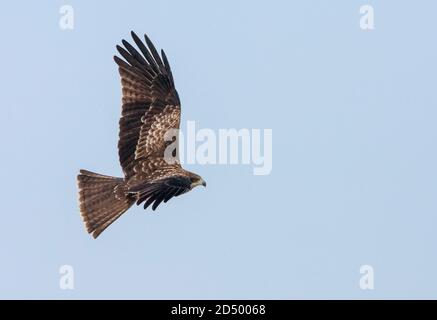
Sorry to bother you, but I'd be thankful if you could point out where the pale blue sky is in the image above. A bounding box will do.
[1,1,436,299]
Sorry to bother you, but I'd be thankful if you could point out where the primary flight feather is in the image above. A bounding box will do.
[77,32,206,238]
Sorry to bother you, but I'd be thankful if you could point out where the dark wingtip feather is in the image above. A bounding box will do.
[152,198,163,211]
[131,30,139,41]
[161,49,173,82]
[143,33,152,45]
[143,33,164,67]
[116,45,125,55]
[129,31,160,74]
[143,196,155,210]
[161,49,170,69]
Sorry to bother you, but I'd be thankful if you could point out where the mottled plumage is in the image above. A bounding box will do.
[78,32,206,238]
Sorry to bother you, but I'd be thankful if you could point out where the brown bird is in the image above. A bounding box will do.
[77,32,206,238]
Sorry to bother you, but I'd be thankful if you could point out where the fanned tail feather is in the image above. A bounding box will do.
[77,170,134,238]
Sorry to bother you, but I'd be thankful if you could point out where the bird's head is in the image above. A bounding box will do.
[187,172,206,189]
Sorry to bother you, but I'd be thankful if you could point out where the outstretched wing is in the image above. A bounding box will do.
[114,31,181,177]
[128,175,191,211]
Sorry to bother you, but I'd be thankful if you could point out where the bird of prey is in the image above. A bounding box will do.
[77,32,206,238]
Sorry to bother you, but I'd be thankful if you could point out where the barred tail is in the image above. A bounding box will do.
[77,169,134,238]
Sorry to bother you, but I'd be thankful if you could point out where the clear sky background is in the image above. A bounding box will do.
[0,1,436,299]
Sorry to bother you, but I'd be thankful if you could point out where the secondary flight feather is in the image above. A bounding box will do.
[77,32,206,238]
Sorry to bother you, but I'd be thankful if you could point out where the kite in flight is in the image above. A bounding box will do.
[78,32,206,238]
